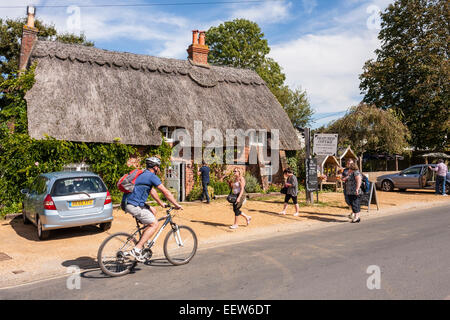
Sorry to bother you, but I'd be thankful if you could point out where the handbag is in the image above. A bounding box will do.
[227,193,238,203]
[280,187,288,195]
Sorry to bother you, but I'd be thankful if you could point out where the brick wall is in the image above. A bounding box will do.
[19,26,38,70]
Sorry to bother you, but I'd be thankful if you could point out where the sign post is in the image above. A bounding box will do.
[304,128,317,204]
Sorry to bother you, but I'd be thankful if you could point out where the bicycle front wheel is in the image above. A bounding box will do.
[163,225,197,266]
[97,232,138,277]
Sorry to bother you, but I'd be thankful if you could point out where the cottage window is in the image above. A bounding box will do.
[263,164,273,184]
[250,131,266,146]
[160,126,185,143]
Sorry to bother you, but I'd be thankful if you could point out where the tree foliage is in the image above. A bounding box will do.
[206,18,314,128]
[276,86,314,129]
[322,103,411,156]
[359,0,449,151]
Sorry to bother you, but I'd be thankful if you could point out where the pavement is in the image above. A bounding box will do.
[0,190,449,289]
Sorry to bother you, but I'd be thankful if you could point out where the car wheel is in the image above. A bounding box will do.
[381,180,394,192]
[37,215,50,240]
[99,222,112,231]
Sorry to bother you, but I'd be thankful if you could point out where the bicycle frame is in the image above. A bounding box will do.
[132,208,182,248]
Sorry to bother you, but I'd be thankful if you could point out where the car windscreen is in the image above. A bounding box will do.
[51,177,107,196]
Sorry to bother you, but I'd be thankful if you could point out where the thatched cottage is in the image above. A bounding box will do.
[19,10,301,200]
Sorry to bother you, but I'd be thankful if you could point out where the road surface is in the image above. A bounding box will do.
[1,203,449,300]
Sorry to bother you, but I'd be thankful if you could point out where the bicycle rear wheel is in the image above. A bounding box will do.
[97,232,138,277]
[163,225,197,266]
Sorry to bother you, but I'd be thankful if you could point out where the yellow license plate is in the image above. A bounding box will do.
[70,200,94,207]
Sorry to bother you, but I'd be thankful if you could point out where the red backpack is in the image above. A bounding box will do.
[117,169,144,193]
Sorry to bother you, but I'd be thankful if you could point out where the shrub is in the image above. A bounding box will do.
[266,183,281,193]
[244,172,263,193]
[210,180,230,195]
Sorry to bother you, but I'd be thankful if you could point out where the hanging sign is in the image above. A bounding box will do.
[313,134,338,156]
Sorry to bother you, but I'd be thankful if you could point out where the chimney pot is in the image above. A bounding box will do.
[192,30,199,44]
[199,31,206,46]
[26,6,36,28]
[187,29,209,66]
[19,6,39,70]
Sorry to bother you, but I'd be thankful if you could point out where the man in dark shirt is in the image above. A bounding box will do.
[199,161,211,204]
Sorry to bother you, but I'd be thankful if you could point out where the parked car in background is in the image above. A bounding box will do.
[375,164,450,194]
[21,171,113,240]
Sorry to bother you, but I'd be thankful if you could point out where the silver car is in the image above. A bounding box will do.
[21,171,113,240]
[375,164,450,194]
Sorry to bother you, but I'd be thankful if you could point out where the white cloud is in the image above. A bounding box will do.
[270,0,394,118]
[230,0,292,24]
[271,30,380,114]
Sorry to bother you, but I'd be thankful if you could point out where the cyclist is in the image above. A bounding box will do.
[124,157,182,262]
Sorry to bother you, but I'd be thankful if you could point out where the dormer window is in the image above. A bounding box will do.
[160,126,187,144]
[160,126,173,142]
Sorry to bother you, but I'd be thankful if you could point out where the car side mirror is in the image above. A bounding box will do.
[21,188,29,195]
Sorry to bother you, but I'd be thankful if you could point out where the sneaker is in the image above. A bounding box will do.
[443,194,448,197]
[229,225,238,229]
[129,248,146,262]
[293,212,299,217]
[348,213,355,220]
[279,211,286,215]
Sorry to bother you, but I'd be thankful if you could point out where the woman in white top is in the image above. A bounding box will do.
[228,168,251,229]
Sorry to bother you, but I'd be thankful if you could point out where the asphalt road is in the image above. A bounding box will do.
[1,203,450,300]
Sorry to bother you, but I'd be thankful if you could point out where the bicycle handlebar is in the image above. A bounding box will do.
[165,204,182,214]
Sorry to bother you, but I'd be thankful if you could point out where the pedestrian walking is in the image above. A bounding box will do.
[199,160,211,203]
[341,158,355,218]
[228,168,251,229]
[280,168,300,216]
[345,163,363,223]
[429,159,448,196]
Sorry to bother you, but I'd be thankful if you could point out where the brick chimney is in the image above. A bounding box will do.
[187,30,209,66]
[19,6,39,70]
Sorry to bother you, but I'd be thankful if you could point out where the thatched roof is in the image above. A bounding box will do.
[24,40,300,150]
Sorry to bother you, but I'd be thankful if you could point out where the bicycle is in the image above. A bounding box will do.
[97,206,197,277]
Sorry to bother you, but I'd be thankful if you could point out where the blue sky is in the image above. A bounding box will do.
[1,0,393,128]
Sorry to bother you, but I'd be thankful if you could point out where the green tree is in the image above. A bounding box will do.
[206,19,285,94]
[206,19,314,127]
[359,0,449,151]
[0,17,93,80]
[277,86,314,129]
[322,103,411,158]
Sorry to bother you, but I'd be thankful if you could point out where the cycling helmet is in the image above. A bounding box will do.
[145,157,161,169]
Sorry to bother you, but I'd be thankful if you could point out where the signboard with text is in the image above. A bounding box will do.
[306,158,318,192]
[313,134,338,156]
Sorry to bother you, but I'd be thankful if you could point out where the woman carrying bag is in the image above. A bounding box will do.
[228,168,252,229]
[280,168,300,216]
